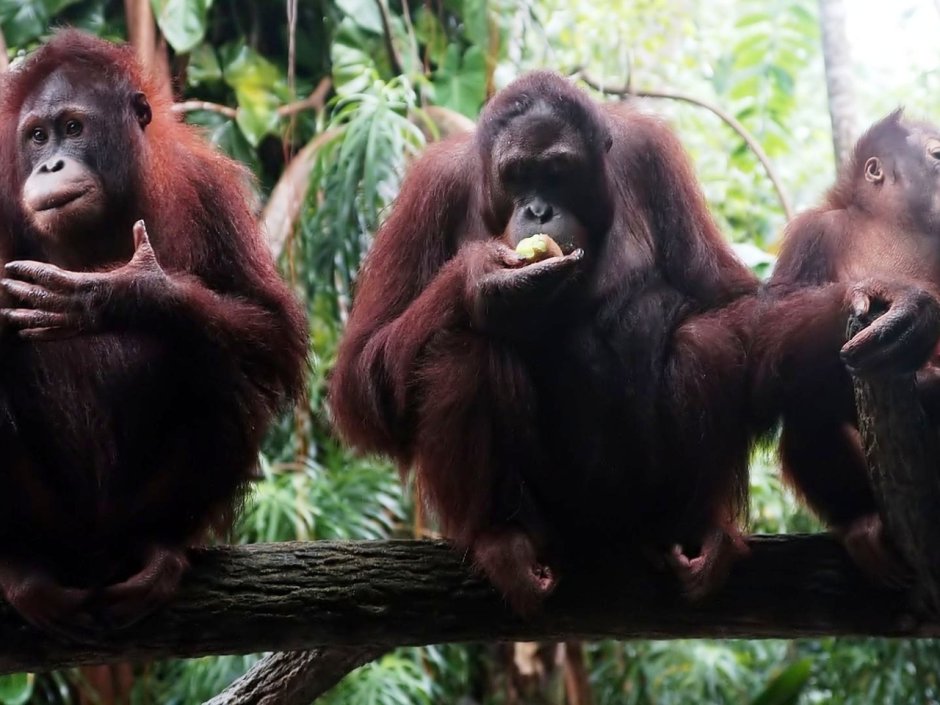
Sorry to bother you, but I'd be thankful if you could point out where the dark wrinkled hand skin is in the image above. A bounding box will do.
[841,279,940,375]
[464,240,585,336]
[0,220,166,340]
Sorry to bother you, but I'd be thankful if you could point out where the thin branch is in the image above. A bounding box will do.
[170,81,331,121]
[284,0,300,166]
[0,26,8,73]
[171,100,239,118]
[0,535,933,677]
[400,0,418,64]
[277,78,332,118]
[576,70,794,221]
[375,0,404,75]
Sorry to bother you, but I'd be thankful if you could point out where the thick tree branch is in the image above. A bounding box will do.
[575,70,794,221]
[204,646,387,705]
[0,535,933,677]
[850,314,940,614]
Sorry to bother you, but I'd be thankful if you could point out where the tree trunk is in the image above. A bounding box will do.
[123,0,173,98]
[818,0,857,169]
[850,314,940,615]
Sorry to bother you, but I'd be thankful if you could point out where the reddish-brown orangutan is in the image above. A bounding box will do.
[755,110,940,583]
[328,72,721,608]
[329,73,940,613]
[0,30,308,634]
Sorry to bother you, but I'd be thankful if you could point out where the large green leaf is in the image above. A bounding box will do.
[0,0,46,47]
[151,0,212,53]
[0,0,82,46]
[750,658,812,705]
[334,0,383,34]
[223,46,283,147]
[413,5,448,67]
[330,19,379,96]
[461,0,488,49]
[46,0,82,15]
[430,45,485,118]
[0,674,32,705]
[187,43,223,87]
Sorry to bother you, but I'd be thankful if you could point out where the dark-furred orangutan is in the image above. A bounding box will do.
[330,73,939,613]
[0,31,308,633]
[330,72,930,612]
[755,110,940,583]
[330,70,765,613]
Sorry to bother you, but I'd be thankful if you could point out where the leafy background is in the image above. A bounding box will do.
[2,0,940,703]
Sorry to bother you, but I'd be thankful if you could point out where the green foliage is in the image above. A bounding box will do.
[335,0,384,35]
[6,1,940,704]
[0,675,32,705]
[716,0,818,152]
[134,655,258,705]
[151,0,212,53]
[751,658,812,705]
[432,44,487,116]
[294,75,425,310]
[323,652,434,705]
[0,0,84,47]
[709,0,824,245]
[589,640,800,705]
[749,448,819,534]
[223,45,289,146]
[239,450,402,544]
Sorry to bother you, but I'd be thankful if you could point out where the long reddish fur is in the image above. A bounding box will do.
[0,30,308,583]
[330,72,761,605]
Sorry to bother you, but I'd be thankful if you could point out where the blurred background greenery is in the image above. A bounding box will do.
[3,0,940,703]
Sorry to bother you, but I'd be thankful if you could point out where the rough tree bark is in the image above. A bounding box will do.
[203,647,387,705]
[851,314,940,614]
[818,0,858,169]
[0,536,933,678]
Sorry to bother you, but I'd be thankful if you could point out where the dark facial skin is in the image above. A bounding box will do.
[861,124,940,235]
[487,104,605,254]
[464,101,620,336]
[829,123,940,291]
[17,68,151,269]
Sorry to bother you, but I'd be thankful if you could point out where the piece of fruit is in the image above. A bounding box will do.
[515,233,563,262]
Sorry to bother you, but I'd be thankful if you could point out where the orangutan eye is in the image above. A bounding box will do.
[64,119,83,137]
[31,127,48,144]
